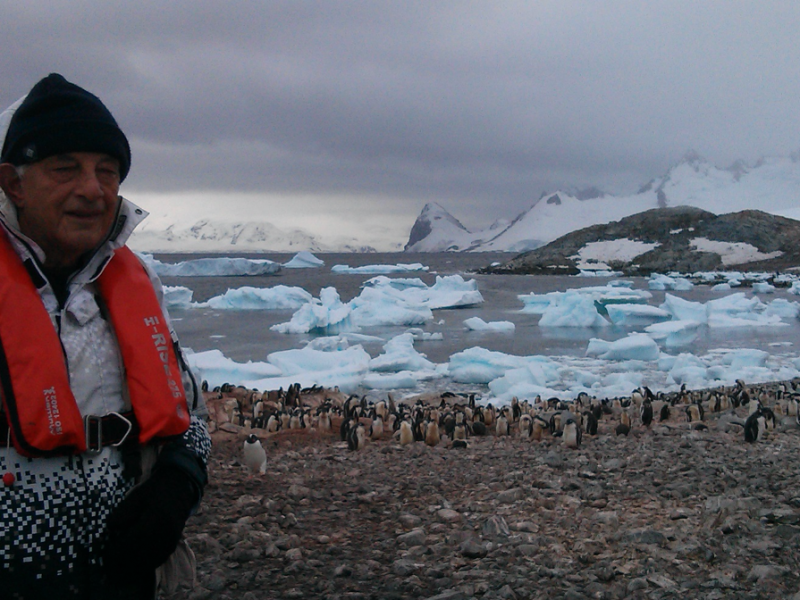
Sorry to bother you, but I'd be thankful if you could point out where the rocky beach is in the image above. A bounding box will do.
[168,383,800,600]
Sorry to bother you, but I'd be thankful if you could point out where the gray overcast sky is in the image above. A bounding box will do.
[2,1,800,242]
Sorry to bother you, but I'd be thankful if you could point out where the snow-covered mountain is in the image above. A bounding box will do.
[129,219,377,254]
[405,152,800,252]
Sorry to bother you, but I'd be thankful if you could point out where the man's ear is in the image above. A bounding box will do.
[0,163,24,207]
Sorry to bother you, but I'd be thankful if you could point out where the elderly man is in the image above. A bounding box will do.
[0,74,211,599]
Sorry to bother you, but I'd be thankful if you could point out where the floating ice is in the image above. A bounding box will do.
[463,317,516,332]
[331,262,429,274]
[586,333,660,361]
[604,304,671,326]
[538,291,609,328]
[185,349,282,387]
[519,285,650,316]
[350,286,433,327]
[282,251,324,269]
[648,274,694,291]
[369,333,436,372]
[163,285,194,309]
[271,287,356,334]
[447,347,531,384]
[141,254,281,277]
[202,286,313,310]
[645,320,701,348]
[752,281,776,295]
[362,371,420,390]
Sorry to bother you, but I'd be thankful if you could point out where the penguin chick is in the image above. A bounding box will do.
[424,419,441,447]
[615,422,630,436]
[398,420,414,446]
[563,418,581,449]
[243,434,267,475]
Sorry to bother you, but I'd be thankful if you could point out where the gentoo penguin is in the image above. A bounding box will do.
[511,397,521,422]
[347,421,367,451]
[640,400,653,427]
[495,411,510,436]
[744,410,766,443]
[563,418,581,449]
[243,434,267,475]
[583,410,598,436]
[659,403,671,422]
[518,414,533,439]
[369,415,384,440]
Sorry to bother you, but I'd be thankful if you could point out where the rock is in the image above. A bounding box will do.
[482,515,511,537]
[397,527,427,547]
[460,539,489,558]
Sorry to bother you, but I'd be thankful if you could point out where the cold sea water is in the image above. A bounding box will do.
[160,252,800,396]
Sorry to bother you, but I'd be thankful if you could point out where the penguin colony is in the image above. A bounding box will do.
[204,378,800,469]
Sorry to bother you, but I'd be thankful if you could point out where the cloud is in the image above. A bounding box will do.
[3,1,800,236]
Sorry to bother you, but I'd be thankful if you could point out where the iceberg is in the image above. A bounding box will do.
[331,263,429,274]
[185,349,282,388]
[141,254,281,277]
[271,287,356,334]
[369,333,437,372]
[282,251,324,269]
[645,320,701,348]
[648,274,693,291]
[605,304,671,326]
[202,285,313,310]
[586,333,660,361]
[463,317,516,332]
[163,285,194,310]
[538,291,609,328]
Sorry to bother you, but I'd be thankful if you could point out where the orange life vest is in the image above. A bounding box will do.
[0,231,190,457]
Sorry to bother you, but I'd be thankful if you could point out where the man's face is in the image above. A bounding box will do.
[0,152,120,269]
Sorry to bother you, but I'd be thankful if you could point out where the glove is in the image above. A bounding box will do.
[103,465,199,583]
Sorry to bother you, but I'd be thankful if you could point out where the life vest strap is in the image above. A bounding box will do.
[0,410,139,451]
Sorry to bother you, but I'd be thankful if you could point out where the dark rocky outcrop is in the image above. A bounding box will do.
[483,206,800,275]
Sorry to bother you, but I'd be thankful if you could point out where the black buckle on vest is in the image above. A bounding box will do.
[85,412,133,454]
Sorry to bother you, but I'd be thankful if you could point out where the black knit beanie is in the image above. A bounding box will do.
[1,73,131,181]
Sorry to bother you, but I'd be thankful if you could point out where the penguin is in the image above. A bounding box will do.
[615,411,630,436]
[583,410,598,436]
[532,415,549,441]
[424,418,441,447]
[452,422,468,442]
[347,421,367,451]
[495,412,510,436]
[518,414,533,439]
[744,410,766,443]
[685,403,703,423]
[471,421,488,436]
[243,434,267,475]
[369,415,385,440]
[640,400,653,428]
[511,396,521,422]
[266,413,281,433]
[317,408,332,432]
[659,403,671,422]
[619,410,631,430]
[563,417,581,449]
[398,419,415,446]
